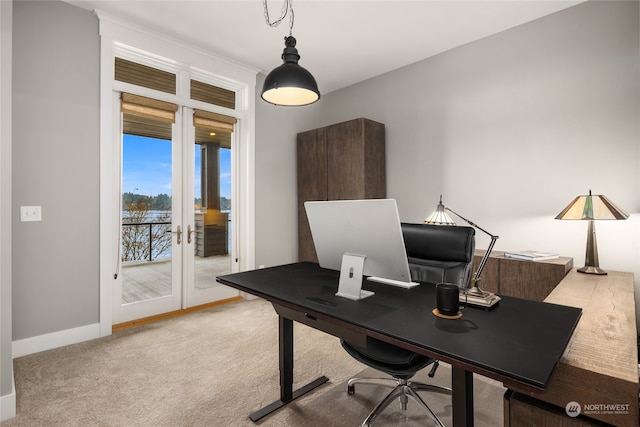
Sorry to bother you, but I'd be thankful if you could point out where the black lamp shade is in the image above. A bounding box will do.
[262,63,320,106]
[261,36,320,106]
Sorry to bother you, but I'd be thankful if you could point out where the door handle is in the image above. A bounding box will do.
[167,225,182,245]
[187,225,194,244]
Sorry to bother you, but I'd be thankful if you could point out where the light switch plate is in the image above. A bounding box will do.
[20,206,42,222]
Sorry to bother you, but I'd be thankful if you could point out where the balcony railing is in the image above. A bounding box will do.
[122,214,232,262]
[122,221,171,262]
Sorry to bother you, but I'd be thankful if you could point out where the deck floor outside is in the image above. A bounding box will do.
[121,255,231,303]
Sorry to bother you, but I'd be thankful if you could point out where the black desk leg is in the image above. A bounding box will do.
[280,315,294,402]
[451,366,474,427]
[249,316,329,422]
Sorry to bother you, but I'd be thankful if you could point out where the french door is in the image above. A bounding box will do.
[113,101,238,324]
[183,107,239,307]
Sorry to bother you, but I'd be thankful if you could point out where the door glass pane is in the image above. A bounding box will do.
[193,125,232,291]
[121,113,173,304]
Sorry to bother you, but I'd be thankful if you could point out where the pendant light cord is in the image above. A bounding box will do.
[263,0,295,36]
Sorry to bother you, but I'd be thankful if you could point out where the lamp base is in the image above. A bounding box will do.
[577,265,608,275]
[459,287,501,309]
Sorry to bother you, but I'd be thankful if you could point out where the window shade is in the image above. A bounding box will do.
[115,57,176,95]
[123,113,172,141]
[121,93,179,124]
[193,109,237,133]
[191,80,235,109]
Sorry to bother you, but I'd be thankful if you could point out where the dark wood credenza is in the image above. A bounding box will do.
[473,250,573,301]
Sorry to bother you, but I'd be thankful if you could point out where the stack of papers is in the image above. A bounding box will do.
[503,250,559,261]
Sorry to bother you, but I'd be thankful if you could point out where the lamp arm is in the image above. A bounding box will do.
[445,207,497,240]
[473,235,498,284]
[445,207,499,286]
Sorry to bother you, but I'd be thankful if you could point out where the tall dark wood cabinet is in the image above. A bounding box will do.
[297,118,386,262]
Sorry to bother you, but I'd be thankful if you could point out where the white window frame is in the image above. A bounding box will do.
[97,11,258,336]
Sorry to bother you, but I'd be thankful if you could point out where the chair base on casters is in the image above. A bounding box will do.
[347,377,451,427]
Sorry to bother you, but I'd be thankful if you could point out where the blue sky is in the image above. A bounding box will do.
[123,134,231,199]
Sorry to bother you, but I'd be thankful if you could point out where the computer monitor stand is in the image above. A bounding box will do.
[366,276,420,288]
[335,254,374,300]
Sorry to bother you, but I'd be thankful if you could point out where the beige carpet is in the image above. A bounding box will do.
[277,364,505,427]
[2,299,505,426]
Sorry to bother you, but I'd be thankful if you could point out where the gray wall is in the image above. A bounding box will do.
[12,1,100,340]
[255,1,640,310]
[1,0,13,405]
[255,79,313,268]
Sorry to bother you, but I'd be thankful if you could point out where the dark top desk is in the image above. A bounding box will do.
[216,262,581,426]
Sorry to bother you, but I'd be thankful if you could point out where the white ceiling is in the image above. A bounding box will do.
[65,0,585,95]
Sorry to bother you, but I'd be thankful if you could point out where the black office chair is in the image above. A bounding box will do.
[341,223,476,427]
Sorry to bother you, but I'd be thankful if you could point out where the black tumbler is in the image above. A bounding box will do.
[436,283,460,316]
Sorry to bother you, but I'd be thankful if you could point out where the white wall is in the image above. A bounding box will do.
[254,1,640,316]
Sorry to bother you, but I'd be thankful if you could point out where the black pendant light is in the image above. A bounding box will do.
[261,0,320,106]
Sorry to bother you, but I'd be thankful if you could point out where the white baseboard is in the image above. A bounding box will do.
[0,374,15,421]
[13,323,100,358]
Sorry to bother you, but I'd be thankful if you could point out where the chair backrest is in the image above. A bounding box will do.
[401,223,475,287]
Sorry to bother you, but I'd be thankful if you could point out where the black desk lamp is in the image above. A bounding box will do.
[425,196,501,308]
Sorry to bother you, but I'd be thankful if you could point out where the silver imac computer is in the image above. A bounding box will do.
[304,199,419,300]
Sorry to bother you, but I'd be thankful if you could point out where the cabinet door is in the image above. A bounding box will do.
[327,119,365,200]
[362,119,386,199]
[297,128,327,262]
[326,118,385,200]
